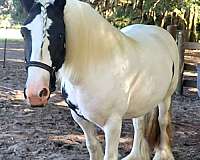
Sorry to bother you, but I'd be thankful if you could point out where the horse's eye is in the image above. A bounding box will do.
[21,27,28,38]
[21,31,25,38]
[59,34,64,39]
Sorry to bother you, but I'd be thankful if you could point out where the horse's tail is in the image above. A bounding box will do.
[167,35,180,96]
[144,106,172,151]
[143,107,160,150]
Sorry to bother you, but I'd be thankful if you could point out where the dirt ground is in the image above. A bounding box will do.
[0,42,199,160]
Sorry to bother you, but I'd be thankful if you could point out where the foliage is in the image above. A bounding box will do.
[0,0,26,27]
[84,0,200,41]
[12,0,26,23]
[0,0,200,40]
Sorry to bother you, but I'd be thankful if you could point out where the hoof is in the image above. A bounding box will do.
[122,154,150,160]
[153,149,174,160]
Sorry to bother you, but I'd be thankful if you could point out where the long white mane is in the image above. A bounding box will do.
[60,0,129,83]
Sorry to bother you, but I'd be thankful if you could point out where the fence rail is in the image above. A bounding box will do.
[183,42,200,50]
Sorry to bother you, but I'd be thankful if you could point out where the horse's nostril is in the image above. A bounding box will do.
[39,88,49,98]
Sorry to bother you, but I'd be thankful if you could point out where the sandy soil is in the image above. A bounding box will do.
[0,42,199,160]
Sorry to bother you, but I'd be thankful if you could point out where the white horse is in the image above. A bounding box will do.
[20,0,179,159]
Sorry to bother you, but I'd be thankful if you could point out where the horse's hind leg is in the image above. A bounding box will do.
[153,96,174,160]
[122,116,150,160]
[71,111,104,160]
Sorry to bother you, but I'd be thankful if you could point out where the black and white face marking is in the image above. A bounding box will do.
[21,0,66,71]
[46,0,66,71]
[21,2,42,63]
[20,0,66,106]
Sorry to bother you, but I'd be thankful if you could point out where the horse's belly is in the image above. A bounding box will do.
[124,93,161,118]
[74,66,171,124]
[124,71,171,118]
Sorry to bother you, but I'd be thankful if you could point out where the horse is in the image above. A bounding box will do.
[20,0,179,159]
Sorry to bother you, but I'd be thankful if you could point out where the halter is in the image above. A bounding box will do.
[25,61,56,93]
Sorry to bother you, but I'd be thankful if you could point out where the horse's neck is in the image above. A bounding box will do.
[61,0,125,83]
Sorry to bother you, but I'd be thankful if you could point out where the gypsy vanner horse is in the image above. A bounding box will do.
[20,0,179,159]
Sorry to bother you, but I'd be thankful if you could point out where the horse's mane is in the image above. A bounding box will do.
[59,0,129,84]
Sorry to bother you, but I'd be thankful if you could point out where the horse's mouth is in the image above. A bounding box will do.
[30,104,46,108]
[27,96,48,107]
[31,104,45,108]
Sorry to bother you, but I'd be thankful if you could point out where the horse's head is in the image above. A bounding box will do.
[20,0,66,107]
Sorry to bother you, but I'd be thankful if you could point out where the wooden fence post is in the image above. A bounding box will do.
[197,64,200,97]
[176,31,184,94]
[3,27,7,68]
[167,25,177,39]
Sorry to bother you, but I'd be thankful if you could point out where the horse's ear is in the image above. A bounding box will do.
[20,0,35,13]
[54,0,66,10]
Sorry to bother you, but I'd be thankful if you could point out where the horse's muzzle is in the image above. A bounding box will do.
[24,87,50,107]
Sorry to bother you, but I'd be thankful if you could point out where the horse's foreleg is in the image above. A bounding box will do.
[103,115,122,160]
[122,116,150,160]
[153,96,174,160]
[71,111,104,160]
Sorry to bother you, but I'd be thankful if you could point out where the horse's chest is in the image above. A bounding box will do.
[61,75,127,126]
[62,80,78,106]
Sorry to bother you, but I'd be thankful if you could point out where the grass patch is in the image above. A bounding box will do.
[0,38,23,44]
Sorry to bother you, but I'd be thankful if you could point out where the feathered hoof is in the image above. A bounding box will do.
[122,156,141,160]
[122,154,150,160]
[153,149,174,160]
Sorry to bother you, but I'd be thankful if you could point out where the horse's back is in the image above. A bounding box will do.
[121,24,179,64]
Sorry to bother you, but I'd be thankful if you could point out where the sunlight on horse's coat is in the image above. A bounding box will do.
[20,0,179,159]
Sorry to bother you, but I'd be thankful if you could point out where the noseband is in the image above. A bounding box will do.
[26,61,56,92]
